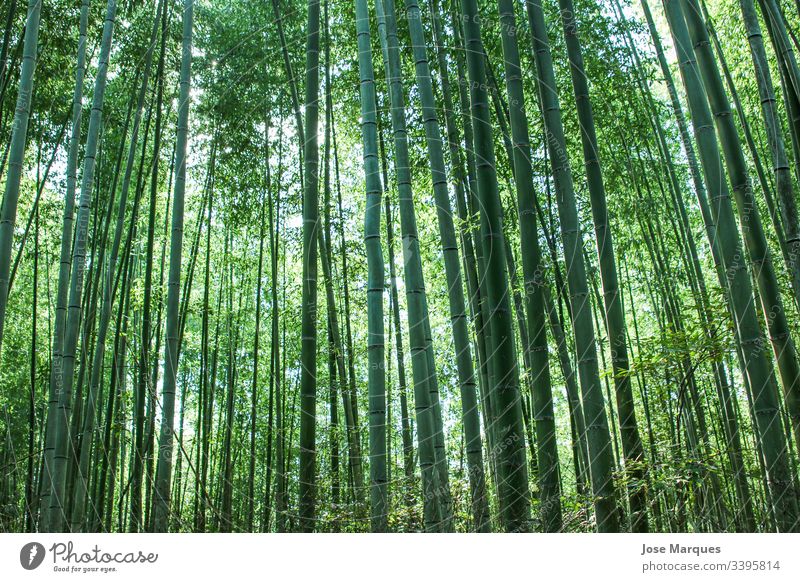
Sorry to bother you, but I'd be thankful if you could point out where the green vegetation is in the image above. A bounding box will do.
[1,0,800,532]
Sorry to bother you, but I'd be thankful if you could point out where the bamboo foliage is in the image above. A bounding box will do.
[2,0,800,536]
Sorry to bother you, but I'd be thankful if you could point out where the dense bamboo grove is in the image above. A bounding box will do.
[1,0,800,533]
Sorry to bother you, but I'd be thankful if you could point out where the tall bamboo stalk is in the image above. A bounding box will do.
[298,0,321,532]
[40,0,90,529]
[0,0,42,353]
[495,0,562,532]
[46,0,117,532]
[404,0,488,533]
[355,0,387,532]
[377,0,443,531]
[557,0,648,531]
[664,0,799,531]
[459,0,531,532]
[526,0,619,532]
[152,0,194,532]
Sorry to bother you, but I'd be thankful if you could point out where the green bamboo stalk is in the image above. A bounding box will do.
[496,0,561,532]
[0,0,42,353]
[377,0,442,531]
[404,0,488,533]
[430,0,492,531]
[46,0,116,533]
[266,118,281,531]
[682,0,800,475]
[757,0,800,100]
[298,0,321,532]
[355,0,387,531]
[70,0,164,532]
[664,0,799,531]
[39,0,89,515]
[460,0,532,532]
[248,192,267,532]
[378,0,454,529]
[526,0,619,532]
[557,0,648,532]
[738,0,800,314]
[383,189,414,493]
[636,0,755,529]
[151,0,194,533]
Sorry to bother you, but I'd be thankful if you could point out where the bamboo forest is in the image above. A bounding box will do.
[2,0,800,535]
